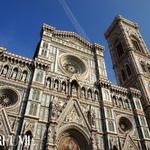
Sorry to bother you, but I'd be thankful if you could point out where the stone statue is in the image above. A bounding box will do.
[21,72,27,82]
[2,66,8,75]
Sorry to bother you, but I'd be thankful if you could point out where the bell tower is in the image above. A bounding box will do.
[105,15,150,127]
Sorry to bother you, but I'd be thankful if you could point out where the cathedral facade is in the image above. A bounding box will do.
[0,16,150,150]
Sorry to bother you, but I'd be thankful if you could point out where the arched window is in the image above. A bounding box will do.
[132,39,141,52]
[125,99,130,109]
[1,65,9,75]
[112,96,117,106]
[11,68,18,79]
[119,98,123,108]
[22,131,33,150]
[81,87,86,98]
[46,77,51,88]
[62,81,66,93]
[126,64,131,76]
[54,79,59,91]
[36,71,43,82]
[121,69,126,81]
[21,71,28,82]
[71,80,78,96]
[43,42,48,48]
[41,49,47,57]
[94,91,99,100]
[104,90,109,100]
[116,42,124,57]
[87,89,92,99]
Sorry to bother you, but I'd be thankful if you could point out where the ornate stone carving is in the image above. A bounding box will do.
[51,97,65,120]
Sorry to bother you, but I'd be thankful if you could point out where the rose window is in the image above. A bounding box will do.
[64,63,78,74]
[0,88,18,107]
[59,54,87,77]
[119,117,133,133]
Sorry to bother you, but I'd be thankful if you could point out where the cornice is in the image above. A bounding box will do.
[98,78,111,88]
[42,23,104,51]
[0,47,33,66]
[129,87,141,98]
[110,84,128,95]
[0,47,51,70]
[34,58,50,70]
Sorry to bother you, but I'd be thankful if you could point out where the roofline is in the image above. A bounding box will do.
[104,15,139,38]
[42,23,104,50]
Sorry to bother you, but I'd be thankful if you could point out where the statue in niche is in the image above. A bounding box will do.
[54,80,59,91]
[21,71,27,82]
[72,84,77,96]
[87,90,92,99]
[62,82,66,93]
[46,78,51,88]
[1,65,8,75]
[12,68,18,79]
[81,88,86,98]
[87,107,96,128]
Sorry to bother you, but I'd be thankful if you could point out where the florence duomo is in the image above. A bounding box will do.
[0,14,150,150]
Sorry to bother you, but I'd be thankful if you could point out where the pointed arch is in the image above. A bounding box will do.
[11,67,18,79]
[121,69,126,81]
[53,79,59,91]
[22,130,33,150]
[46,77,51,88]
[131,34,142,52]
[71,80,79,96]
[61,81,66,93]
[125,64,131,76]
[1,64,9,75]
[81,87,86,98]
[21,70,28,82]
[87,88,92,100]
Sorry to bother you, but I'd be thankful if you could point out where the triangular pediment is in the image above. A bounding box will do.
[57,99,91,132]
[56,36,89,49]
[122,134,139,150]
[0,108,14,135]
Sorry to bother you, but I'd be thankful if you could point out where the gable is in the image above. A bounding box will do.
[57,99,91,133]
[122,134,139,150]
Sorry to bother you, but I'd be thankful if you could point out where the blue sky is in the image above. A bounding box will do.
[0,0,149,83]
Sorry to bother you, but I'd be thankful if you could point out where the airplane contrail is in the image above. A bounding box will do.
[58,0,90,41]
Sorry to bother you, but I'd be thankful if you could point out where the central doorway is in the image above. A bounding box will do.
[58,128,90,150]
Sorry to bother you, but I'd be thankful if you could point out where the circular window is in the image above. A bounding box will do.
[0,88,19,107]
[59,54,88,77]
[119,117,133,133]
